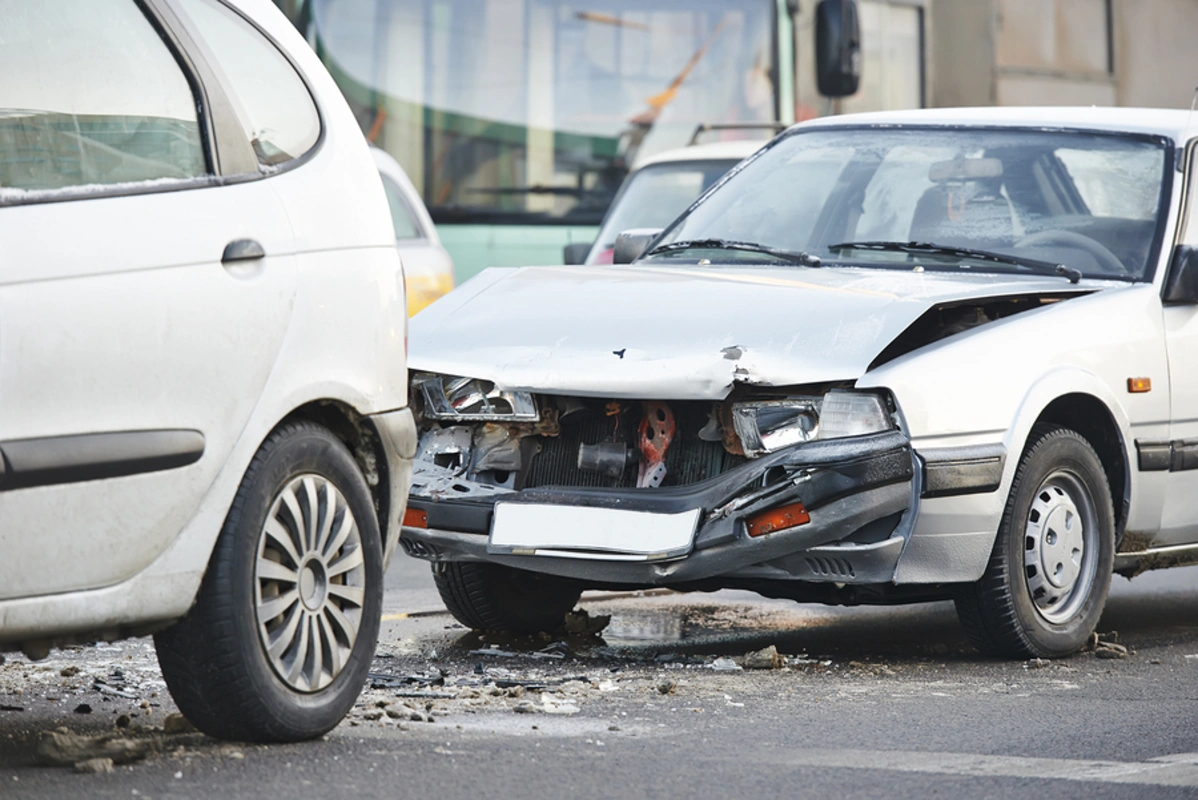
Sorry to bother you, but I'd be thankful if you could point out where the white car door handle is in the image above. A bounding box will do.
[221,238,265,263]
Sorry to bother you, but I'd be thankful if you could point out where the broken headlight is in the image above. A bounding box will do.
[816,390,894,440]
[732,399,820,457]
[415,373,539,422]
[732,391,894,455]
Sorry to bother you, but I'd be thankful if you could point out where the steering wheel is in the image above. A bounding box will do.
[1015,229,1128,276]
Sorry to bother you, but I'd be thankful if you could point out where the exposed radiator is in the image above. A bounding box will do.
[523,401,746,489]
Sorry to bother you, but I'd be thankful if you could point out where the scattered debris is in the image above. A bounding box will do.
[656,679,677,695]
[513,701,540,714]
[59,666,80,678]
[1,704,24,712]
[708,658,742,672]
[115,714,131,728]
[163,713,197,735]
[38,731,151,767]
[362,710,384,721]
[563,609,611,637]
[74,758,115,775]
[74,703,93,714]
[1025,658,1050,670]
[1096,643,1129,660]
[742,645,782,670]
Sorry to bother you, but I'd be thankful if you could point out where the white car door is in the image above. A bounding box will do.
[1158,143,1198,546]
[0,0,298,599]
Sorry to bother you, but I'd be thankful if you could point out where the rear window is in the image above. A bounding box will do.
[175,0,320,170]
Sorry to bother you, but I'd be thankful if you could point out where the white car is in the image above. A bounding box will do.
[0,0,415,741]
[371,147,456,315]
[570,139,764,266]
[403,106,1198,659]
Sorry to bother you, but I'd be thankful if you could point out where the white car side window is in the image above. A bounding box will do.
[1182,146,1198,245]
[0,0,207,198]
[175,0,320,170]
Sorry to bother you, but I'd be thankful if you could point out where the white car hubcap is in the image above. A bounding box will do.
[255,474,366,692]
[1023,470,1097,624]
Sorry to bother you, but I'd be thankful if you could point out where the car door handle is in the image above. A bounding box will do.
[221,239,266,263]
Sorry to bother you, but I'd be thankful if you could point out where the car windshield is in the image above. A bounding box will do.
[589,158,740,263]
[644,127,1170,281]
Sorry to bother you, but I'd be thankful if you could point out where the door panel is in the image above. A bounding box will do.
[0,182,296,599]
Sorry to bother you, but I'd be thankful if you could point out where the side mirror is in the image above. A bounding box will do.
[815,0,861,98]
[1164,244,1198,303]
[562,242,591,265]
[613,228,663,264]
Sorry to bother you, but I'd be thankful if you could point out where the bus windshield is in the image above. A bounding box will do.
[290,0,777,225]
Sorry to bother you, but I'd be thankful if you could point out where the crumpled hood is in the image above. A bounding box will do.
[409,264,1097,400]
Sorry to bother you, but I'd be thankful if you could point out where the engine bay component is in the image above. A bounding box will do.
[415,373,539,422]
[578,441,632,478]
[731,399,820,457]
[637,401,676,488]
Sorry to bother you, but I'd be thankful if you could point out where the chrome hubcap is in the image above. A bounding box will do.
[1023,470,1097,624]
[255,475,365,692]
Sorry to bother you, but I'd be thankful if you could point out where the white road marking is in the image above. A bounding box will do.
[761,749,1198,787]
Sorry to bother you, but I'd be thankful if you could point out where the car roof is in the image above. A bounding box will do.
[636,140,765,169]
[793,106,1198,142]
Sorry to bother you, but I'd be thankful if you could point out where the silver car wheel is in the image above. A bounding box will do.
[1023,470,1098,624]
[255,474,366,692]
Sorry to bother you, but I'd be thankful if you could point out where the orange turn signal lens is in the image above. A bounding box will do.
[402,507,428,528]
[745,502,810,537]
[1127,377,1152,393]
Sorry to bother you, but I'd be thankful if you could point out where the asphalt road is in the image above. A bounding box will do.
[2,556,1197,799]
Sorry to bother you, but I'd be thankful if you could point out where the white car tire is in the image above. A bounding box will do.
[433,562,581,634]
[155,422,383,742]
[955,425,1115,658]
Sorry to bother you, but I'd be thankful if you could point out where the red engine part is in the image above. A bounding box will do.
[637,401,676,488]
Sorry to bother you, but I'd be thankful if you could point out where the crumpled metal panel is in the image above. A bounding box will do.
[410,265,1097,400]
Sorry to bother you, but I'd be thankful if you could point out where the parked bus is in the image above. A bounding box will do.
[275,0,925,281]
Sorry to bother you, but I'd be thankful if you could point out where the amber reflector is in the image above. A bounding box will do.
[745,502,810,537]
[1127,377,1152,394]
[403,507,428,528]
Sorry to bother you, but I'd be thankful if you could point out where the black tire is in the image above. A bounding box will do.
[433,562,582,634]
[154,421,383,742]
[955,425,1115,658]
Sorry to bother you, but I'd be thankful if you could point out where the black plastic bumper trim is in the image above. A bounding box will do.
[918,443,1007,498]
[0,429,205,490]
[408,430,911,536]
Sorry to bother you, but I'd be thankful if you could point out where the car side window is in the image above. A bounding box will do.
[380,176,425,240]
[174,0,320,170]
[1182,145,1198,245]
[0,0,207,197]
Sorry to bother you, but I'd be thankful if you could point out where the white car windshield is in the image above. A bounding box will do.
[645,127,1170,281]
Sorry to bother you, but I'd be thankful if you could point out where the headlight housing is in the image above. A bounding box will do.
[816,390,894,440]
[414,373,539,422]
[732,390,894,455]
[731,399,819,457]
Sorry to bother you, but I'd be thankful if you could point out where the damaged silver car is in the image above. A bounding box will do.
[402,107,1198,658]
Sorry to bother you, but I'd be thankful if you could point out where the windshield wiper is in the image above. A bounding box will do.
[645,238,822,267]
[829,240,1081,284]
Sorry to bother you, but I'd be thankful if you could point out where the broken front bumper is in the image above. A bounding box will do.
[400,430,914,587]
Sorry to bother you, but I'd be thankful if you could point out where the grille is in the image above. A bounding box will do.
[805,556,856,578]
[523,401,746,489]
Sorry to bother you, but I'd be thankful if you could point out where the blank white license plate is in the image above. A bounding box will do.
[489,503,700,561]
